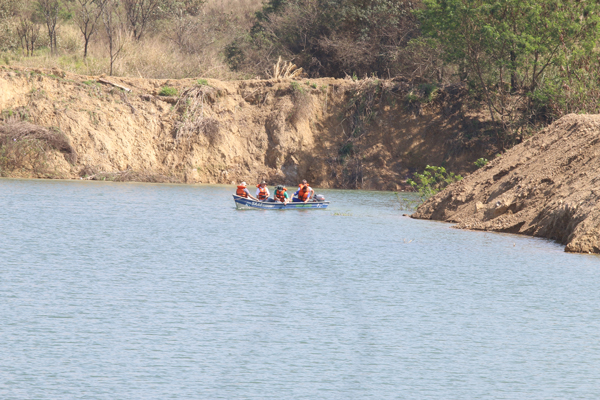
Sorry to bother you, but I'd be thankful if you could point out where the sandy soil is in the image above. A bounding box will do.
[412,114,600,254]
[0,66,494,189]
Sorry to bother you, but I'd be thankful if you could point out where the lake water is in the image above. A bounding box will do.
[1,179,600,399]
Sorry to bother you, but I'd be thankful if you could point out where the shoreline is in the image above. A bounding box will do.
[411,114,600,255]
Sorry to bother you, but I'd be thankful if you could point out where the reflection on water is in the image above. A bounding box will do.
[1,179,599,399]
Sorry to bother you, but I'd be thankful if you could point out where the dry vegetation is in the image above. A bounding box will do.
[0,120,76,176]
[0,0,264,79]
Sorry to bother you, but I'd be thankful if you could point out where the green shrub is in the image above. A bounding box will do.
[338,142,355,162]
[474,158,488,168]
[404,92,420,104]
[197,79,208,86]
[158,86,178,96]
[290,81,304,93]
[417,83,438,103]
[408,165,462,202]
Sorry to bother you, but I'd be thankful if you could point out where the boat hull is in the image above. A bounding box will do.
[233,195,329,210]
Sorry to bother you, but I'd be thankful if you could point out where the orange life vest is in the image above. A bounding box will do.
[275,188,287,201]
[236,185,248,198]
[297,184,311,201]
[256,184,268,200]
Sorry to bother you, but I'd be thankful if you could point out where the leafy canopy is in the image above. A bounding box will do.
[419,0,600,147]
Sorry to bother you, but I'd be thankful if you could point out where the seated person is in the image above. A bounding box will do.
[292,180,314,203]
[256,180,271,201]
[236,181,258,201]
[274,185,289,205]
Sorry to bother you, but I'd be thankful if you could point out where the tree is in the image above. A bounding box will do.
[122,0,161,40]
[419,0,600,147]
[36,0,60,54]
[0,0,19,20]
[163,0,205,53]
[16,16,41,56]
[73,0,107,58]
[1,0,26,51]
[102,0,127,75]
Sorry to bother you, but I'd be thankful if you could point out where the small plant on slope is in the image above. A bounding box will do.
[408,165,462,202]
[158,86,178,96]
[474,158,489,168]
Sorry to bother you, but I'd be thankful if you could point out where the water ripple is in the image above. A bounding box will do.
[0,179,599,399]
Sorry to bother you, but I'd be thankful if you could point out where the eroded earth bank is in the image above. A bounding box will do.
[412,114,600,254]
[0,66,493,190]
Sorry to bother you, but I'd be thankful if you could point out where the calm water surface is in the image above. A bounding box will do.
[1,179,599,399]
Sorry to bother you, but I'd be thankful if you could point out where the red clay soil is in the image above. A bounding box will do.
[412,114,600,254]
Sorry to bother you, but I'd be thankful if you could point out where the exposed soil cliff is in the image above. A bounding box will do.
[412,114,600,254]
[0,66,495,189]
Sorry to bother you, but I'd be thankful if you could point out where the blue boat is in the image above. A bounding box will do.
[233,195,329,210]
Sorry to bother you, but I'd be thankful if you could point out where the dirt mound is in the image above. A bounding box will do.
[0,66,496,189]
[412,114,600,254]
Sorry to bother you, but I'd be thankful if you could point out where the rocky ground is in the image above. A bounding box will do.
[412,114,600,254]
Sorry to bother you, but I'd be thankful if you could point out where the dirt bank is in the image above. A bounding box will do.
[412,114,600,254]
[0,66,495,189]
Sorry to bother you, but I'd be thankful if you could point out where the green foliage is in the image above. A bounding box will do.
[419,0,600,148]
[339,141,354,159]
[474,158,488,168]
[290,81,304,93]
[158,86,178,96]
[404,83,439,107]
[417,83,437,103]
[196,78,208,86]
[408,165,462,201]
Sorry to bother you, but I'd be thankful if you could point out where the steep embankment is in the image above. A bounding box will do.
[0,66,493,189]
[412,114,600,254]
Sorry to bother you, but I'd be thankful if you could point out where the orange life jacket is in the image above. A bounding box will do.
[297,184,311,201]
[236,185,248,198]
[256,184,268,200]
[275,188,287,201]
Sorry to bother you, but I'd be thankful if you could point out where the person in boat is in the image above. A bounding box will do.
[274,185,289,205]
[236,181,259,201]
[292,180,314,203]
[256,180,271,202]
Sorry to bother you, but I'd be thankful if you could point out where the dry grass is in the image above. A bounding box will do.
[3,34,244,79]
[0,0,264,79]
[268,56,304,79]
[204,0,263,15]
